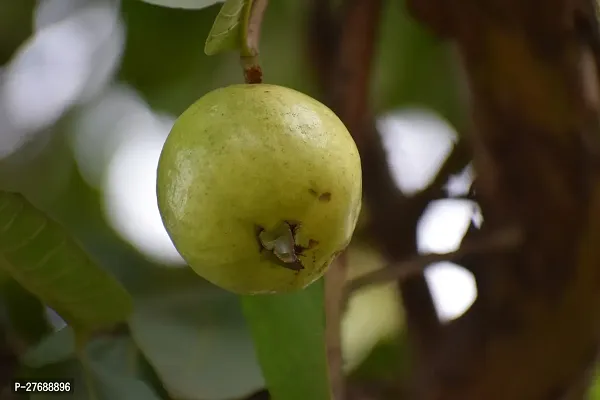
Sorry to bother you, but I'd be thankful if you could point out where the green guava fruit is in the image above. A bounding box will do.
[156,84,362,294]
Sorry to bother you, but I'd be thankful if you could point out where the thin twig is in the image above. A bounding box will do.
[245,0,268,56]
[308,0,472,381]
[390,137,470,352]
[315,1,383,398]
[325,252,349,400]
[241,0,269,84]
[346,226,523,295]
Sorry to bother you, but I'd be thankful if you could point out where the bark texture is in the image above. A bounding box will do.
[309,0,600,398]
[405,0,600,398]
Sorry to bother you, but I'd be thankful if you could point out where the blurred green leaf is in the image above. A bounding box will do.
[589,364,600,399]
[0,278,52,345]
[120,0,313,112]
[373,0,463,126]
[341,244,402,372]
[120,0,225,112]
[129,268,264,400]
[138,0,223,9]
[28,335,160,400]
[350,335,410,384]
[0,129,74,208]
[204,0,249,56]
[0,192,132,332]
[0,0,35,64]
[81,337,161,400]
[22,327,75,368]
[241,279,331,400]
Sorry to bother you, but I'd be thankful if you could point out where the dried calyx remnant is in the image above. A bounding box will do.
[257,221,318,271]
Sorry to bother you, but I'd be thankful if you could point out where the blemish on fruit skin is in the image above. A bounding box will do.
[271,253,304,271]
[318,192,332,202]
[294,238,319,256]
[308,189,332,202]
[283,259,304,272]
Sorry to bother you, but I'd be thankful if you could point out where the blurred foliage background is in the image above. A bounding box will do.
[3,0,589,399]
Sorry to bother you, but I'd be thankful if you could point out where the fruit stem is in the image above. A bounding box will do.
[241,55,263,84]
[241,0,269,84]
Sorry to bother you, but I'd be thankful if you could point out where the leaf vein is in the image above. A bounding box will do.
[0,201,24,234]
[21,239,67,273]
[210,23,240,38]
[5,218,48,253]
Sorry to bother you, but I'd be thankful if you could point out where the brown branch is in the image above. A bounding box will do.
[307,0,443,364]
[428,138,471,195]
[361,130,471,354]
[307,0,473,381]
[326,1,384,397]
[346,225,522,295]
[306,0,385,398]
[306,0,339,92]
[404,0,600,399]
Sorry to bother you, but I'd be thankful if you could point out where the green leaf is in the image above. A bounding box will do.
[129,268,264,400]
[28,335,161,400]
[241,279,332,400]
[204,0,251,56]
[0,278,52,345]
[21,327,75,368]
[350,336,411,383]
[0,124,73,208]
[138,0,224,9]
[80,337,161,400]
[590,368,600,399]
[341,244,403,372]
[373,0,462,124]
[0,191,132,332]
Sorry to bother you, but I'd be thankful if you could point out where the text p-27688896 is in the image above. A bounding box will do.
[11,379,73,394]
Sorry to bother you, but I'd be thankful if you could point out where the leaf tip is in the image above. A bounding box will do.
[204,42,218,56]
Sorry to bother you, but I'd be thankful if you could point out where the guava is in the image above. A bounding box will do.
[156,84,362,294]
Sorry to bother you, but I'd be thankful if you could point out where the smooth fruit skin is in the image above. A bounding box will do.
[157,84,362,294]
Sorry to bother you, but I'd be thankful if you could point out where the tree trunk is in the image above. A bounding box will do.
[405,0,600,398]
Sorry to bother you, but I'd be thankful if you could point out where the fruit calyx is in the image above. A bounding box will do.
[258,221,304,271]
